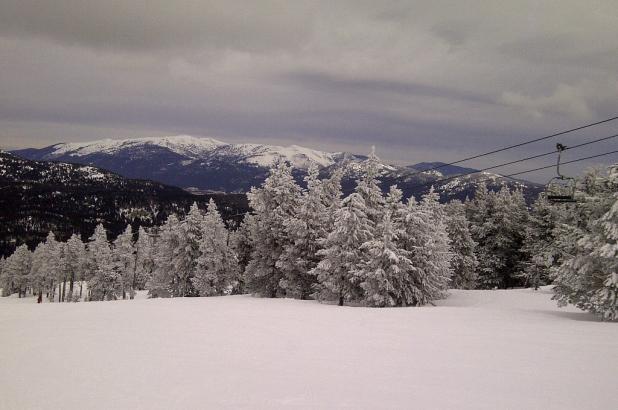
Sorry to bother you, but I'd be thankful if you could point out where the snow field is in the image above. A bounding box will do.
[0,288,616,410]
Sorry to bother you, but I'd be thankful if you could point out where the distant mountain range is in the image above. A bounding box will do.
[12,135,544,202]
[0,150,248,257]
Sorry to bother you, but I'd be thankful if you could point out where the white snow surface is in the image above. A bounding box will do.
[0,288,615,410]
[47,135,339,169]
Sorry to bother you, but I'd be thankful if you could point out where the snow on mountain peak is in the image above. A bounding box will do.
[46,135,339,170]
[51,135,227,158]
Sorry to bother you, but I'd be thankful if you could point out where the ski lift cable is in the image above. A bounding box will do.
[500,149,618,178]
[406,115,618,177]
[407,132,618,190]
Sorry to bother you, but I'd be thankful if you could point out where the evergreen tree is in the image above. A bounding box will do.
[354,147,385,227]
[277,166,340,299]
[445,200,478,289]
[230,214,255,295]
[246,162,301,297]
[553,165,618,320]
[355,212,415,307]
[29,242,48,302]
[87,224,121,301]
[64,233,86,302]
[134,226,155,294]
[469,186,528,289]
[113,225,136,299]
[311,193,373,306]
[417,190,453,302]
[171,203,205,297]
[6,244,32,298]
[521,196,558,289]
[148,215,181,298]
[193,199,239,296]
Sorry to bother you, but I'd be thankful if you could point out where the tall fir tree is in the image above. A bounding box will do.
[354,147,385,228]
[193,199,239,296]
[113,225,136,299]
[521,196,558,289]
[311,193,373,306]
[134,226,155,294]
[230,214,256,295]
[148,214,181,297]
[355,211,415,307]
[468,186,528,289]
[277,166,341,299]
[445,200,478,289]
[7,244,32,298]
[171,203,205,297]
[87,224,121,301]
[29,242,48,302]
[64,233,86,301]
[246,162,301,297]
[553,165,618,320]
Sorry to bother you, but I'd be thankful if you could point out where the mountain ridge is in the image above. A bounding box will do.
[11,135,544,202]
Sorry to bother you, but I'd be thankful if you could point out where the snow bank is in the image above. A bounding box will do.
[0,288,615,409]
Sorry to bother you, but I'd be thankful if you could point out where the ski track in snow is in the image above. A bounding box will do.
[0,288,615,410]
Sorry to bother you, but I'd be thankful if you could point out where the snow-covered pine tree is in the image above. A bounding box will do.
[6,244,32,298]
[521,196,558,289]
[134,226,155,295]
[170,203,205,297]
[64,233,86,301]
[277,165,338,299]
[465,182,489,229]
[311,193,373,306]
[322,168,344,226]
[113,225,136,299]
[229,214,255,295]
[87,224,121,301]
[354,147,385,228]
[246,162,301,297]
[445,200,478,289]
[355,211,415,307]
[553,165,618,320]
[469,186,528,289]
[29,242,48,302]
[418,188,453,300]
[193,199,239,296]
[148,214,181,298]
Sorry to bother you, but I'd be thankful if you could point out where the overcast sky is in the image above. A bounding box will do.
[0,0,617,180]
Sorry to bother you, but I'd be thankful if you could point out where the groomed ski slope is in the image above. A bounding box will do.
[0,288,615,409]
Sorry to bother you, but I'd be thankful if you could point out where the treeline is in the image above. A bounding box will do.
[1,152,616,318]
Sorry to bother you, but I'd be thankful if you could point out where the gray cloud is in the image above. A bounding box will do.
[1,0,617,181]
[0,0,315,51]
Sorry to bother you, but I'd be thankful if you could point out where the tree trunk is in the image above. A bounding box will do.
[61,279,67,302]
[338,295,344,306]
[50,280,55,302]
[37,290,42,304]
[79,281,83,299]
[68,272,75,302]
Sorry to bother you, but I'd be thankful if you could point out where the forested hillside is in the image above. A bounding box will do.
[0,151,248,257]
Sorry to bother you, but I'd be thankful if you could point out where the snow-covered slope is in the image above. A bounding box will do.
[0,288,615,409]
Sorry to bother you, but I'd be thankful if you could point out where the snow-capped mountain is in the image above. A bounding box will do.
[18,135,339,169]
[12,135,543,201]
[13,135,350,193]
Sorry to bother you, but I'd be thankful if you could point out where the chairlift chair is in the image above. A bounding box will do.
[546,143,576,203]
